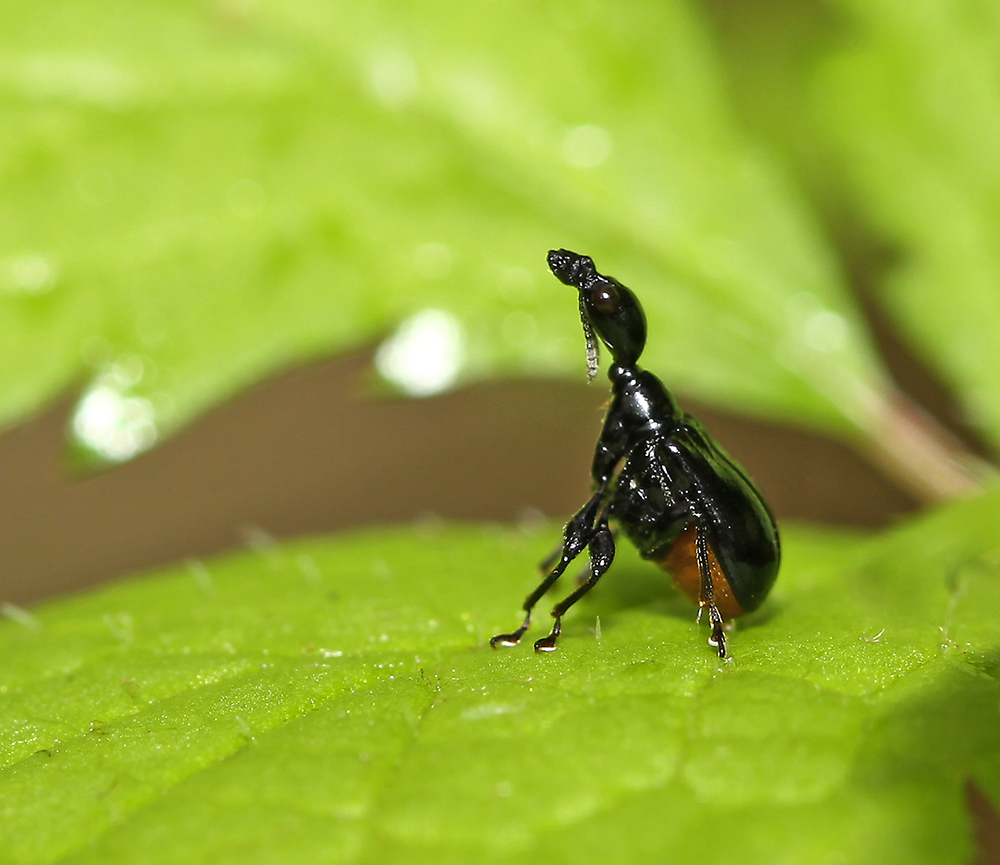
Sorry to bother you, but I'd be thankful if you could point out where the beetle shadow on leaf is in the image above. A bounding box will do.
[565,560,783,638]
[739,600,783,631]
[576,561,693,627]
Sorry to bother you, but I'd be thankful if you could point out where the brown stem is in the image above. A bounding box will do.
[861,386,995,504]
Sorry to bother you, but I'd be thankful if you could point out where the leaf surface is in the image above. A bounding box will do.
[3,489,1000,863]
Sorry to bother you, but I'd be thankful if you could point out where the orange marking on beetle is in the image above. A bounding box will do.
[656,524,743,620]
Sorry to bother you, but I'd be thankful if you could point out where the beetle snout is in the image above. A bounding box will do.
[548,249,595,287]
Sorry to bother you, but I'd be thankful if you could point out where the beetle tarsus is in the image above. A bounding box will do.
[491,629,526,649]
[534,619,561,652]
[490,613,532,648]
[708,616,727,658]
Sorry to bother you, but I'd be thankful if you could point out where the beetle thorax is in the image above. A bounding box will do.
[610,364,680,435]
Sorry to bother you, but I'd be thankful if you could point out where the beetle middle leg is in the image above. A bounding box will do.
[491,483,608,649]
[695,524,727,658]
[538,528,616,585]
[572,527,617,586]
[537,547,596,590]
[534,508,615,652]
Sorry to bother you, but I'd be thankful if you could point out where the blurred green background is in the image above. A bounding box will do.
[4,0,996,460]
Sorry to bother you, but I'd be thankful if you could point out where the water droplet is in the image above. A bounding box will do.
[72,374,157,463]
[375,308,465,397]
[2,253,57,294]
[369,47,419,107]
[804,310,849,353]
[413,242,453,279]
[563,124,612,168]
[18,55,138,108]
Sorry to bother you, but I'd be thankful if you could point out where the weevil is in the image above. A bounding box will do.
[491,250,780,657]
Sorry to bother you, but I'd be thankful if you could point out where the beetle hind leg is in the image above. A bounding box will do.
[695,524,728,658]
[704,607,727,658]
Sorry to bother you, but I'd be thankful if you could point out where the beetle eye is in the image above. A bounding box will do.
[591,285,619,313]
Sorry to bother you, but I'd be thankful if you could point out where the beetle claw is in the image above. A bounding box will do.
[534,635,559,652]
[490,629,526,649]
[708,621,727,658]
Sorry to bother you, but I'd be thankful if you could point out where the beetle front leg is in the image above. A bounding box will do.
[695,524,727,658]
[491,484,608,649]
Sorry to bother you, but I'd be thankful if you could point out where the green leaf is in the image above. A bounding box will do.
[4,487,1000,863]
[813,0,1000,446]
[0,0,889,463]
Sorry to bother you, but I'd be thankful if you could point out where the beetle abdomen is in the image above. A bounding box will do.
[654,524,744,619]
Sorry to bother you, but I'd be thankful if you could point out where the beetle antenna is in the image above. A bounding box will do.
[579,294,600,381]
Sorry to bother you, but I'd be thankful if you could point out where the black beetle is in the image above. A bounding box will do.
[491,250,780,658]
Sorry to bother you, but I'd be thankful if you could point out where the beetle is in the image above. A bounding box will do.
[491,249,780,658]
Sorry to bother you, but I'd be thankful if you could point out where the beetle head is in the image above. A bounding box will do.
[547,249,647,379]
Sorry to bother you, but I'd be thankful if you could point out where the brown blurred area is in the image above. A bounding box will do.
[1,198,993,610]
[0,341,924,609]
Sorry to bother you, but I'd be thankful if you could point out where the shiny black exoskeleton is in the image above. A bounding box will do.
[491,250,780,658]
